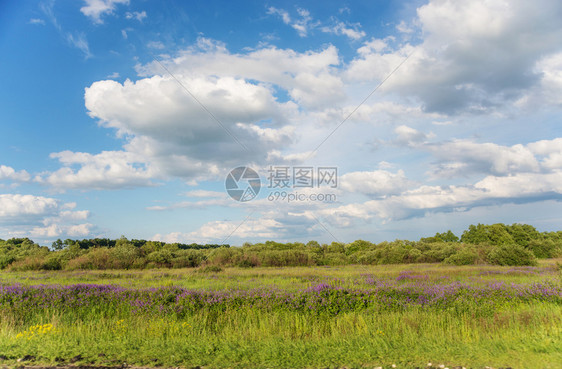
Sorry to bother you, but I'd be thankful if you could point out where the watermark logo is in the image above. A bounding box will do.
[225,165,338,203]
[267,166,337,188]
[225,166,261,202]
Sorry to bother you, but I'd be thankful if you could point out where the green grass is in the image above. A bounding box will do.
[1,261,561,369]
[1,260,559,290]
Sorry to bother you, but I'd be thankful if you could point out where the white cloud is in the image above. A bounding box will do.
[340,169,413,197]
[38,40,348,190]
[38,150,156,190]
[66,33,92,59]
[528,137,562,169]
[396,20,414,34]
[0,194,92,239]
[0,194,58,218]
[125,11,146,22]
[310,170,562,225]
[0,165,31,182]
[516,52,562,108]
[268,7,364,40]
[155,213,317,244]
[267,7,314,37]
[426,140,540,178]
[394,125,429,146]
[184,190,226,198]
[106,72,120,79]
[40,2,92,58]
[140,39,342,110]
[320,21,366,40]
[80,0,129,24]
[147,41,165,49]
[29,18,45,25]
[266,7,291,25]
[346,0,562,115]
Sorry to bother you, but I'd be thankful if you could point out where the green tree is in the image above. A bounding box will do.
[461,223,514,245]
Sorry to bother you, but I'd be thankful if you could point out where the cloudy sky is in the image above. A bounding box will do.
[1,0,562,245]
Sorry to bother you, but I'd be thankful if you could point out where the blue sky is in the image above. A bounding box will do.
[1,0,562,245]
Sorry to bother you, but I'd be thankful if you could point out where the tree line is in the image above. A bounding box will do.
[1,223,561,271]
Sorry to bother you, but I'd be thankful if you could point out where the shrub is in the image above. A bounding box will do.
[527,239,561,258]
[42,254,63,270]
[198,265,223,273]
[8,257,45,271]
[207,247,242,265]
[255,250,313,267]
[487,244,537,266]
[147,250,174,267]
[444,247,479,265]
[319,254,348,266]
[109,244,141,269]
[237,258,258,268]
[421,243,459,262]
[0,255,16,269]
[355,250,379,265]
[171,250,205,268]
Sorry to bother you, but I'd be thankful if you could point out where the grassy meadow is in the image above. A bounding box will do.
[0,260,561,369]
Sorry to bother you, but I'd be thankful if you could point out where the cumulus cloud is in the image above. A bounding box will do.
[394,125,429,146]
[154,210,323,244]
[426,140,540,178]
[139,38,343,109]
[80,0,129,24]
[308,170,562,226]
[38,150,156,190]
[516,52,562,108]
[153,217,283,244]
[0,194,92,239]
[346,0,562,115]
[527,137,562,169]
[0,165,31,183]
[340,170,413,197]
[39,39,348,190]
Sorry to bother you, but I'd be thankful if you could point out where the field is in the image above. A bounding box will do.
[1,261,561,369]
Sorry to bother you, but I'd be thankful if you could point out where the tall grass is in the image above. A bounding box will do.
[0,262,561,368]
[1,305,561,368]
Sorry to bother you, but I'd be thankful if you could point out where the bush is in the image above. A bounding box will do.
[147,250,174,267]
[0,255,16,269]
[198,265,223,273]
[487,244,537,266]
[42,254,63,270]
[237,258,258,268]
[207,247,242,265]
[171,250,205,268]
[8,257,45,271]
[444,247,479,265]
[527,239,561,258]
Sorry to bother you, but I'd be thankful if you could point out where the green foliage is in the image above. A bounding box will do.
[444,246,479,265]
[0,223,559,271]
[198,265,223,273]
[506,223,541,247]
[527,239,562,258]
[487,244,538,266]
[461,223,515,245]
[421,230,459,243]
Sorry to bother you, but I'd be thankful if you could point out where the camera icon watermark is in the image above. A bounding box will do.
[225,166,261,202]
[225,165,338,203]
